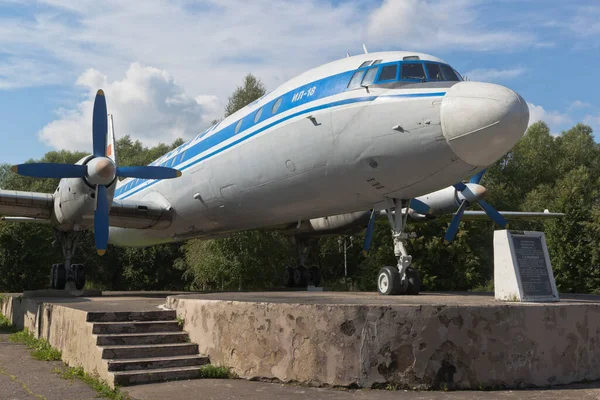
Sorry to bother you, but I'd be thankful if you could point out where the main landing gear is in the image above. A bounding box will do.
[50,230,86,290]
[283,237,321,288]
[377,199,421,296]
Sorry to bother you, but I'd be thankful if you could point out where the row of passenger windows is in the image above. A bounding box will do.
[348,61,461,89]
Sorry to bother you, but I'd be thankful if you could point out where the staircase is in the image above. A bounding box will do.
[88,310,209,386]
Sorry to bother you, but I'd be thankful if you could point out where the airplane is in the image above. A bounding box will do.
[4,50,556,296]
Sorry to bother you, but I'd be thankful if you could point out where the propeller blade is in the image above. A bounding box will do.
[477,199,509,228]
[469,169,487,184]
[409,198,432,215]
[362,210,377,255]
[444,200,468,244]
[116,166,182,180]
[92,89,108,157]
[94,185,109,256]
[10,163,87,179]
[453,182,467,192]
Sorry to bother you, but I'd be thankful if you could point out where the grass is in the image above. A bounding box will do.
[54,367,132,400]
[9,330,62,361]
[0,313,18,333]
[199,364,236,379]
[176,316,185,328]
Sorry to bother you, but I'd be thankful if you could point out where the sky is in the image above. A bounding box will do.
[0,0,598,164]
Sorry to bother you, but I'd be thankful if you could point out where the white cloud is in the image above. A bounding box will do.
[527,102,572,131]
[583,114,600,134]
[569,100,592,111]
[463,67,526,83]
[39,63,222,150]
[366,0,535,52]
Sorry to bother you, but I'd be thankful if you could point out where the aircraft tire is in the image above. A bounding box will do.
[74,264,86,290]
[283,267,295,288]
[309,266,321,287]
[50,264,57,289]
[405,267,421,295]
[55,264,67,290]
[293,266,308,287]
[378,266,401,295]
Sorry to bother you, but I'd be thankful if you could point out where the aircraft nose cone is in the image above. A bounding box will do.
[441,82,529,167]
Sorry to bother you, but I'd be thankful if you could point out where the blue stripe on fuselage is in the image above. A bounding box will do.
[115,69,446,200]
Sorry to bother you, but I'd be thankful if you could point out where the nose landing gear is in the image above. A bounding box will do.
[283,237,322,288]
[376,199,421,295]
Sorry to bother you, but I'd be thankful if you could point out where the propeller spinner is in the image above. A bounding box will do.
[10,89,182,255]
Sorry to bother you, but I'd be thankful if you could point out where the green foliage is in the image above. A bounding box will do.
[198,364,235,379]
[0,313,18,333]
[55,366,131,400]
[224,74,266,117]
[9,330,62,361]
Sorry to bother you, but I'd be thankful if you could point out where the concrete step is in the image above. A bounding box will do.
[87,310,176,323]
[92,320,182,334]
[97,332,189,346]
[113,365,203,386]
[107,354,209,372]
[101,343,199,360]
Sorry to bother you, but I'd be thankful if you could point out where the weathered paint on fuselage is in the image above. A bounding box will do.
[109,51,477,247]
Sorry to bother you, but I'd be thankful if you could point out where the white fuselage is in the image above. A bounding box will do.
[109,51,529,247]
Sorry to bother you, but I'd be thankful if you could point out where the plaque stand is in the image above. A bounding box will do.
[493,230,559,302]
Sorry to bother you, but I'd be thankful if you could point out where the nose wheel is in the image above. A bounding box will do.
[50,230,86,291]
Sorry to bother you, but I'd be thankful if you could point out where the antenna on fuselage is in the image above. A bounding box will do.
[362,44,369,54]
[346,52,350,58]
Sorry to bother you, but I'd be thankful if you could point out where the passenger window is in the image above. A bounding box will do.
[426,63,444,81]
[179,151,186,163]
[359,60,372,68]
[371,60,382,65]
[272,97,282,114]
[441,65,460,81]
[347,70,364,89]
[361,67,378,86]
[378,65,398,81]
[234,120,243,134]
[401,63,425,80]
[254,107,263,123]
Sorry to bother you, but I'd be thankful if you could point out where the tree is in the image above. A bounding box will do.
[224,74,266,118]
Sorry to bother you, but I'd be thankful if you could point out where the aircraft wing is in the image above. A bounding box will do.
[458,210,565,221]
[0,189,54,220]
[0,189,173,230]
[109,199,174,230]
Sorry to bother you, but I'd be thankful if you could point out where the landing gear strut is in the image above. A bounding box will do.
[283,237,321,288]
[51,230,86,290]
[377,199,421,296]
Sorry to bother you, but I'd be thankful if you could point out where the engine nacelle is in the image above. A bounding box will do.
[413,183,487,215]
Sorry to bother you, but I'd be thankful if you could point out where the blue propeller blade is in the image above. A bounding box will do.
[409,198,432,215]
[94,185,109,256]
[477,199,509,228]
[444,200,468,244]
[453,182,467,192]
[92,89,108,158]
[362,210,377,255]
[469,169,487,184]
[116,166,182,180]
[11,163,87,179]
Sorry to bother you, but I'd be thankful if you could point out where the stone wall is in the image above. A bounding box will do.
[167,295,600,389]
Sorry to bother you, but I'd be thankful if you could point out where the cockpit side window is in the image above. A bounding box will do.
[377,64,398,82]
[425,63,444,81]
[371,59,383,65]
[347,70,365,89]
[361,67,378,86]
[441,64,461,81]
[401,63,425,81]
[359,60,372,68]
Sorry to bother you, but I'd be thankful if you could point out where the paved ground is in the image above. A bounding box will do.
[126,378,600,400]
[0,333,99,400]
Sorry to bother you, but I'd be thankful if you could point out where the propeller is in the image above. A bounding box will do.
[362,209,377,255]
[443,168,508,244]
[10,89,182,255]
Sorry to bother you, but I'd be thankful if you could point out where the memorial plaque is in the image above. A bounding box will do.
[512,236,553,297]
[493,230,559,302]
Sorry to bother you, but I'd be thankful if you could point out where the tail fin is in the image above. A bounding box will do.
[106,114,116,163]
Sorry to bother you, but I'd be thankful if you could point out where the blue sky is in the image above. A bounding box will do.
[0,0,598,164]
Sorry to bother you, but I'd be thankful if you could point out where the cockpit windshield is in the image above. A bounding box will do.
[347,60,462,89]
